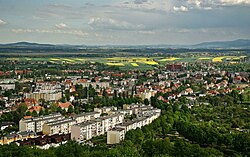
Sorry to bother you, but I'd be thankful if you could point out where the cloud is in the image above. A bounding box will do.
[219,0,250,5]
[55,23,68,29]
[138,30,155,34]
[173,6,188,12]
[120,0,172,13]
[177,28,192,33]
[0,19,7,25]
[134,0,148,4]
[88,17,145,30]
[186,0,250,10]
[12,28,88,37]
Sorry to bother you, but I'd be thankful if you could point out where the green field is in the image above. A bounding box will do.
[3,55,248,70]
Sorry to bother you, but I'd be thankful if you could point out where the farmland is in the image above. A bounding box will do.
[1,55,248,70]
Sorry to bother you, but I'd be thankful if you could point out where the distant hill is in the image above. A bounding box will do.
[0,42,55,47]
[189,39,250,49]
[0,39,249,49]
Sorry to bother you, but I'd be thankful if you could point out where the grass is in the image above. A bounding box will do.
[2,55,248,69]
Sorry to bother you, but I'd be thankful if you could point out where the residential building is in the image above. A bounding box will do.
[71,112,101,123]
[43,118,76,135]
[71,114,124,141]
[107,128,125,144]
[25,92,62,102]
[19,113,64,132]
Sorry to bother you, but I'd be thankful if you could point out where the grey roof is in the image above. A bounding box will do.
[46,118,75,127]
[71,112,100,118]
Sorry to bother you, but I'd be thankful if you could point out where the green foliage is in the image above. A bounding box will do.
[144,98,149,106]
[67,105,74,113]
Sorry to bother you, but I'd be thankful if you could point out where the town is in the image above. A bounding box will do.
[0,53,249,156]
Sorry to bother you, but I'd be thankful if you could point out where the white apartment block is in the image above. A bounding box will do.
[75,82,110,89]
[35,82,61,93]
[25,92,62,102]
[94,106,117,115]
[0,84,15,90]
[71,112,101,124]
[71,114,124,141]
[19,113,64,132]
[43,118,76,135]
[107,112,161,144]
[112,109,133,116]
[123,103,141,110]
[107,128,125,145]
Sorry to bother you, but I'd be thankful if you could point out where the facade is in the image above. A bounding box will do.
[71,112,101,124]
[107,128,125,144]
[25,92,62,102]
[19,113,64,132]
[0,84,15,90]
[43,118,76,135]
[113,109,133,116]
[71,114,124,141]
[94,106,117,115]
[75,81,110,89]
[107,112,161,144]
[0,131,36,145]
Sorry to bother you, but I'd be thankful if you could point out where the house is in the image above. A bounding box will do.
[57,102,73,112]
[23,98,39,109]
[28,105,44,114]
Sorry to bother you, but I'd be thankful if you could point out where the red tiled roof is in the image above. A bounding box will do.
[24,116,32,119]
[29,106,44,112]
[57,102,72,108]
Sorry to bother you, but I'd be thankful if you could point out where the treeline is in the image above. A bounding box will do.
[175,121,250,154]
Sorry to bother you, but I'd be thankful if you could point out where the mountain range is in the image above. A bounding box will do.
[0,39,250,49]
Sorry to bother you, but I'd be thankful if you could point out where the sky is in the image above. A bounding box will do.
[0,0,249,45]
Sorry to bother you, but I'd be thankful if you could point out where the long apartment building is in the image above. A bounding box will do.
[71,114,124,141]
[25,92,62,102]
[19,113,64,133]
[42,112,102,136]
[107,112,160,144]
[71,112,101,123]
[43,118,76,135]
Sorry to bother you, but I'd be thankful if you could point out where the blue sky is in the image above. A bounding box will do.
[0,0,249,45]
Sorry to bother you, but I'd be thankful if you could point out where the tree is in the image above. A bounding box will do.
[102,88,108,97]
[0,100,5,109]
[31,110,38,117]
[150,96,157,107]
[50,103,58,112]
[39,108,44,116]
[144,98,149,106]
[26,111,31,116]
[114,90,118,100]
[44,108,49,115]
[68,105,74,113]
[17,103,28,117]
[57,106,62,113]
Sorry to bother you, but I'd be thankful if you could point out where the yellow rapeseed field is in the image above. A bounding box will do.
[106,63,125,66]
[159,57,180,62]
[198,58,211,60]
[212,57,225,62]
[143,61,159,65]
[50,58,60,61]
[131,63,139,67]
